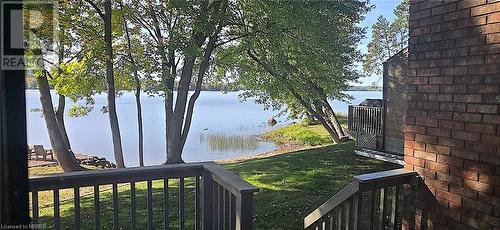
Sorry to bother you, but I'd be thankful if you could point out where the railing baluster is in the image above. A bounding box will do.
[329,212,334,230]
[378,188,386,230]
[202,171,213,230]
[336,208,342,230]
[230,194,236,230]
[147,180,153,229]
[32,192,39,224]
[163,179,169,230]
[131,182,136,230]
[344,200,350,230]
[54,189,60,230]
[213,183,219,229]
[74,187,81,230]
[352,194,360,230]
[219,186,224,230]
[235,192,254,230]
[113,183,119,229]
[368,190,375,229]
[224,189,230,230]
[179,177,186,230]
[390,186,400,230]
[94,185,100,229]
[195,176,201,230]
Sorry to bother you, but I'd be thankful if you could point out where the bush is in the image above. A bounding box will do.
[296,131,324,145]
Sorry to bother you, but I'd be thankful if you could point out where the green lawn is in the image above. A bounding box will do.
[34,142,399,229]
[264,115,349,146]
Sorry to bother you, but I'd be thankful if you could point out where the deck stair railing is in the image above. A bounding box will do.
[29,162,258,230]
[348,105,385,151]
[304,169,417,230]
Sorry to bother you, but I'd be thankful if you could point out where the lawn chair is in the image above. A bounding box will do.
[31,145,54,161]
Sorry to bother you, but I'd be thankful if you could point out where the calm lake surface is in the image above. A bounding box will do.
[26,90,381,166]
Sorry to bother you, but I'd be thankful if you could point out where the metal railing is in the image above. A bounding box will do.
[304,169,416,230]
[29,162,258,230]
[348,105,385,150]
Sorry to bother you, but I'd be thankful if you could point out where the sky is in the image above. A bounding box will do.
[355,0,401,86]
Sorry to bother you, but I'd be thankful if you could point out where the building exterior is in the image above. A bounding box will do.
[404,0,500,229]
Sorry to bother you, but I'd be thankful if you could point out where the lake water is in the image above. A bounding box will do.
[26,90,381,166]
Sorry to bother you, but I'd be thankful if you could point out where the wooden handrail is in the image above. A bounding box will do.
[203,162,259,194]
[29,162,205,191]
[304,169,416,229]
[28,162,259,229]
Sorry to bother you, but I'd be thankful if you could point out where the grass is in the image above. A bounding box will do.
[31,142,399,229]
[264,114,349,146]
[199,132,259,152]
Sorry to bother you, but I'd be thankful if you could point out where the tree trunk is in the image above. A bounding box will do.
[246,50,342,143]
[104,0,125,168]
[55,95,71,149]
[121,3,144,167]
[320,100,348,140]
[37,72,83,172]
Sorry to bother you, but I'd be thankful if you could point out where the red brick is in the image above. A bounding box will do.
[484,115,500,124]
[471,2,500,16]
[442,66,468,76]
[438,154,464,167]
[439,120,465,130]
[440,85,468,94]
[439,137,465,148]
[415,150,438,161]
[417,68,441,77]
[455,75,483,84]
[424,177,449,191]
[465,122,497,134]
[466,141,497,155]
[453,112,483,122]
[407,125,427,135]
[451,148,480,161]
[484,95,500,104]
[450,184,478,199]
[456,35,486,47]
[411,8,431,20]
[444,8,471,22]
[426,161,450,173]
[417,85,440,93]
[429,111,454,120]
[426,127,451,137]
[415,166,437,179]
[416,117,439,127]
[465,160,496,173]
[437,171,463,185]
[479,192,500,207]
[405,77,429,85]
[467,104,499,114]
[487,33,500,44]
[404,147,414,156]
[473,23,500,34]
[406,132,416,141]
[480,174,500,186]
[454,94,482,103]
[489,11,500,23]
[451,167,479,180]
[436,189,463,203]
[457,0,487,9]
[478,212,500,226]
[464,179,494,194]
[429,94,453,102]
[405,155,425,167]
[470,43,500,55]
[452,130,481,141]
[463,216,493,229]
[481,134,500,145]
[485,54,500,64]
[405,140,426,150]
[415,134,438,144]
[463,197,493,214]
[440,102,467,112]
[468,84,498,93]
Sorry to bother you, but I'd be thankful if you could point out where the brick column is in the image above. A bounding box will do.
[405,0,500,229]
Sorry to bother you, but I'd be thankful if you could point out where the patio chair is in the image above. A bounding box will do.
[31,145,54,161]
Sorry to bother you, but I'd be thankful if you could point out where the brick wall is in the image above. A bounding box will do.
[405,0,500,229]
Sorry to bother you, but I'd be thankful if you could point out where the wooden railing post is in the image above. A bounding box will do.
[235,192,254,230]
[201,170,213,230]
